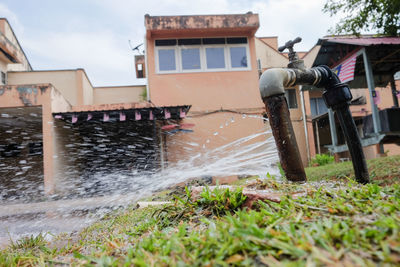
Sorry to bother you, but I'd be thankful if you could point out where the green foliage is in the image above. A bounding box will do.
[10,233,48,250]
[310,153,335,167]
[198,186,247,217]
[323,0,400,36]
[140,87,147,101]
[2,156,400,266]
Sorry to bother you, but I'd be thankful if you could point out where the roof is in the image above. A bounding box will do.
[145,13,259,37]
[317,36,400,46]
[53,105,191,124]
[312,36,400,88]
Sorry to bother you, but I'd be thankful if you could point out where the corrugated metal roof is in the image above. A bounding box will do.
[321,36,400,46]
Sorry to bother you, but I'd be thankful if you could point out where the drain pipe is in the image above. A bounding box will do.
[259,37,369,184]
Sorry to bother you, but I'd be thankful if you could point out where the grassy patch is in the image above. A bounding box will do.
[1,156,400,266]
[306,155,400,184]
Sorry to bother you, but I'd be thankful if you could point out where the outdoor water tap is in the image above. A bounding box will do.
[260,38,307,182]
[260,37,369,184]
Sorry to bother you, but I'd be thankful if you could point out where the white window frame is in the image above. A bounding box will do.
[154,38,251,74]
[227,44,251,71]
[203,44,228,71]
[179,45,204,73]
[155,47,179,74]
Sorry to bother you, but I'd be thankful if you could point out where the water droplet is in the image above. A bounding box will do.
[213,132,218,136]
[231,117,235,123]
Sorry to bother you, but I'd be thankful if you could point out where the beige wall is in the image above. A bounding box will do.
[0,19,31,71]
[94,85,145,105]
[0,84,72,193]
[80,70,94,105]
[148,35,263,112]
[255,38,288,71]
[165,112,272,170]
[7,70,88,106]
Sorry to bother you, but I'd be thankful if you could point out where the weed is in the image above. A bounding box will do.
[310,153,335,166]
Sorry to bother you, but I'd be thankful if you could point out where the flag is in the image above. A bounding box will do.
[135,111,141,120]
[119,112,126,121]
[180,109,186,118]
[103,113,109,122]
[165,109,171,119]
[72,114,78,123]
[333,52,358,83]
[149,110,154,120]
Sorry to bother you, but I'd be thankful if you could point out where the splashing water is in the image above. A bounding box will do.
[0,111,279,246]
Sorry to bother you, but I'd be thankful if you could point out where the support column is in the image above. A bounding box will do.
[328,108,338,147]
[42,102,56,194]
[390,75,399,108]
[300,87,311,163]
[362,48,381,134]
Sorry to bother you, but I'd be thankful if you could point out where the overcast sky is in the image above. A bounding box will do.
[0,0,339,87]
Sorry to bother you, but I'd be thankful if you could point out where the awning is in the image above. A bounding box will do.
[53,105,191,124]
[313,36,400,88]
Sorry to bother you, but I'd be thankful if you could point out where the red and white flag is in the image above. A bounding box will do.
[333,52,358,83]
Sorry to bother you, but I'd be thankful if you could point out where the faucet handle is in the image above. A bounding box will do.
[278,37,302,53]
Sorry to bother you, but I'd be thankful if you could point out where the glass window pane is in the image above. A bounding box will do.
[206,47,225,69]
[230,47,247,68]
[227,37,247,44]
[203,38,225,45]
[285,89,298,109]
[158,49,176,71]
[310,99,318,116]
[317,98,328,114]
[178,39,201,45]
[181,48,201,70]
[155,39,177,46]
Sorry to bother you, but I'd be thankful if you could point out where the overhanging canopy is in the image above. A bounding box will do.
[53,105,191,124]
[313,36,400,88]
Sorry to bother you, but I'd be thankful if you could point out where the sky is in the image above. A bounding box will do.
[0,0,340,87]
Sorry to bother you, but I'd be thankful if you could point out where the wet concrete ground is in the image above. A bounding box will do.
[0,193,141,248]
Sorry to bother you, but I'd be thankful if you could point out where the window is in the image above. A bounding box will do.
[155,37,250,73]
[158,49,176,71]
[310,97,328,116]
[230,47,247,68]
[285,89,298,109]
[206,47,225,69]
[181,48,201,70]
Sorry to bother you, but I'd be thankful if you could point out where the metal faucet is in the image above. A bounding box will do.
[260,37,370,184]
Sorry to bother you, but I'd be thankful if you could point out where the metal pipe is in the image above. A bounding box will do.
[335,106,369,183]
[263,94,307,182]
[259,64,370,183]
[299,86,311,163]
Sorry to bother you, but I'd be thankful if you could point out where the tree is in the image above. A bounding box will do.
[323,0,400,36]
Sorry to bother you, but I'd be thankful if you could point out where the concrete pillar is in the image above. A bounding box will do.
[42,102,56,194]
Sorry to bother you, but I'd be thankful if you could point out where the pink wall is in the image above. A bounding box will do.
[147,34,263,111]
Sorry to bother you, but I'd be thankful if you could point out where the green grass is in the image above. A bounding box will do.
[306,155,400,184]
[1,156,400,266]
